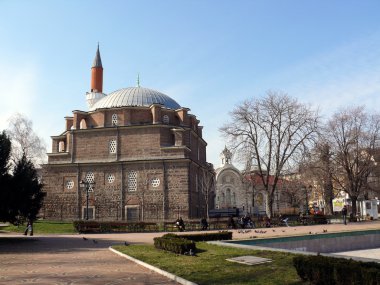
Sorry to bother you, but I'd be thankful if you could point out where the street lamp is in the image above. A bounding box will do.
[79,180,95,220]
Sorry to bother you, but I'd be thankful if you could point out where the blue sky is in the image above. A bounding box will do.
[1,0,380,168]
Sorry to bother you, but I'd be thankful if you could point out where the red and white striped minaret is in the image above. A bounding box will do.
[86,44,106,109]
[91,43,103,93]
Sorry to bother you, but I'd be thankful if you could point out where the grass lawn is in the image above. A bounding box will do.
[113,242,305,285]
[1,220,76,234]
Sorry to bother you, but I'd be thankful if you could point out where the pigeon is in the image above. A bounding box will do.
[92,239,98,244]
[82,237,88,241]
[323,229,327,233]
[282,230,285,232]
[272,229,276,232]
[124,241,129,246]
[309,232,312,234]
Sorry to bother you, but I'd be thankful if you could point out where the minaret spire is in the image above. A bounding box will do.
[92,43,103,68]
[91,43,103,92]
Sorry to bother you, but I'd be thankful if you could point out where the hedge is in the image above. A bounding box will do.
[293,255,380,285]
[177,231,233,242]
[73,221,158,233]
[154,233,196,255]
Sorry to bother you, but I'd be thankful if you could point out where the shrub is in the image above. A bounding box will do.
[73,221,158,233]
[177,231,233,242]
[154,234,196,255]
[293,255,380,285]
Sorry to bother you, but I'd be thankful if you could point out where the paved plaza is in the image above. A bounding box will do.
[0,235,178,285]
[0,221,379,284]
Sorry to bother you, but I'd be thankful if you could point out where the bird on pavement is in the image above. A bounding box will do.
[92,239,98,244]
[82,237,88,241]
[124,242,129,246]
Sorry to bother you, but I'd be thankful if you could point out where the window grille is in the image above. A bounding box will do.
[66,180,74,189]
[109,140,117,154]
[112,114,118,126]
[151,178,160,187]
[107,174,115,184]
[85,172,95,192]
[128,170,137,191]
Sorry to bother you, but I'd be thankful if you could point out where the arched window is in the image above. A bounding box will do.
[85,172,95,192]
[128,170,137,191]
[256,193,264,206]
[109,139,117,154]
[111,114,118,126]
[226,188,231,207]
[232,192,236,206]
[80,119,87,129]
[58,141,65,152]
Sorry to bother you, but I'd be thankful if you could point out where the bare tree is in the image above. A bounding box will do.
[299,142,335,215]
[198,164,215,219]
[326,106,380,215]
[7,113,47,166]
[220,91,319,217]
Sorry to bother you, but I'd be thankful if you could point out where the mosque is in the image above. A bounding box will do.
[42,46,214,222]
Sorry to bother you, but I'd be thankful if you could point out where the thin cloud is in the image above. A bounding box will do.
[281,30,380,116]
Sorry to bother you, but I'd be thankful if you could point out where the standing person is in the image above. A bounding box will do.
[23,220,33,236]
[342,205,348,225]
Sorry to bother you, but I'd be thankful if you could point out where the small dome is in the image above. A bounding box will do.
[89,86,181,111]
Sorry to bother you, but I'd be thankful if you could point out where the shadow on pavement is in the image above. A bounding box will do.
[0,235,127,254]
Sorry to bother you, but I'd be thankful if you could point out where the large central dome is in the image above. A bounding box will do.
[89,86,181,111]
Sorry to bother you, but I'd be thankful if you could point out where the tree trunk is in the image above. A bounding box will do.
[266,192,274,218]
[324,182,334,215]
[350,196,358,219]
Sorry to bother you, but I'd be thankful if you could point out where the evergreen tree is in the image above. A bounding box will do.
[0,131,12,221]
[10,154,45,223]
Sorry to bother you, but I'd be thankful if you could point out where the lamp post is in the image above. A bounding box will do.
[79,180,95,220]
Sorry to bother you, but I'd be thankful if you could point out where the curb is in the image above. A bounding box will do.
[109,247,198,285]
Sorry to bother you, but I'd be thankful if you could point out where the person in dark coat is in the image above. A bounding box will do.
[342,205,348,225]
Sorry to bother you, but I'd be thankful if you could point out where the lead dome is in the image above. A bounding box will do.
[89,86,181,111]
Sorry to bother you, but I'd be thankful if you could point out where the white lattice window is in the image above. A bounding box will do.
[107,174,115,184]
[112,114,118,126]
[163,115,169,124]
[109,140,117,154]
[151,178,160,187]
[128,170,137,191]
[66,180,74,190]
[86,172,95,192]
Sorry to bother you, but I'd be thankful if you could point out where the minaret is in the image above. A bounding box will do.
[91,44,103,93]
[86,44,106,109]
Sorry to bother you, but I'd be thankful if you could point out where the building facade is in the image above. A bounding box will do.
[214,147,302,216]
[42,46,213,222]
